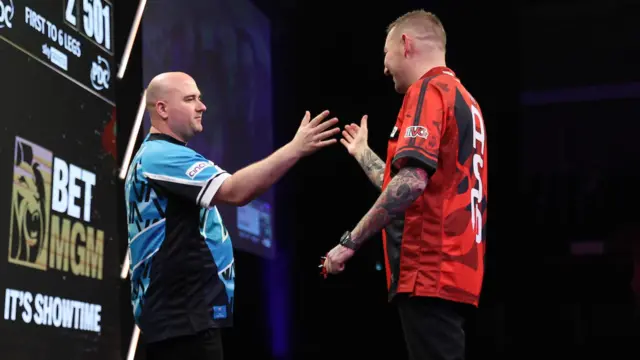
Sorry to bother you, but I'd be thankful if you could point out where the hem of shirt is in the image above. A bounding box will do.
[391,288,479,307]
[142,321,233,344]
[199,172,231,207]
[392,150,437,176]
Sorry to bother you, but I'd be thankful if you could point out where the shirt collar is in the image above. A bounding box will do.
[420,66,456,79]
[147,133,187,146]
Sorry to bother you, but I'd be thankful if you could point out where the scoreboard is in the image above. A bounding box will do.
[0,1,120,359]
[0,0,114,104]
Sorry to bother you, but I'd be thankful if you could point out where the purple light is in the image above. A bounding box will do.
[266,253,289,358]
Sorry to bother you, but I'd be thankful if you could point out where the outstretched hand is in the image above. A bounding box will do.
[340,115,369,157]
[291,110,340,157]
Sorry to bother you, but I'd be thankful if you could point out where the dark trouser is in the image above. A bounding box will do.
[396,294,469,360]
[146,328,224,360]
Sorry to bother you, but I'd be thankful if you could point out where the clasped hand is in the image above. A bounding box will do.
[322,244,355,276]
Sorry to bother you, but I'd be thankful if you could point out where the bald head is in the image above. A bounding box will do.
[145,72,206,142]
[146,72,195,111]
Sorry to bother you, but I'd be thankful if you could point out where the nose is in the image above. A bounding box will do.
[384,67,389,76]
[198,100,207,113]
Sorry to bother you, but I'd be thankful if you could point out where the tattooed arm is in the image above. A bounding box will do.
[355,147,385,191]
[350,166,428,246]
[340,116,385,190]
[323,166,429,274]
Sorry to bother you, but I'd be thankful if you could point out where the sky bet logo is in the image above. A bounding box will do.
[8,136,105,280]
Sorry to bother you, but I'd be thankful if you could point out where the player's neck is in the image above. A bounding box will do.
[414,57,447,80]
[149,126,188,144]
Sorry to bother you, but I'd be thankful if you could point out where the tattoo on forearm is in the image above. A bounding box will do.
[351,167,428,245]
[356,148,385,190]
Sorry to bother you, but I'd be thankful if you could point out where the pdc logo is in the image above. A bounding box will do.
[90,55,110,91]
[8,136,105,280]
[0,0,14,29]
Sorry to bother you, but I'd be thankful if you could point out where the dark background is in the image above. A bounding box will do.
[115,0,640,359]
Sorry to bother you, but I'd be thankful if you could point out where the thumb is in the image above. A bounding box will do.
[301,111,311,125]
[361,115,368,129]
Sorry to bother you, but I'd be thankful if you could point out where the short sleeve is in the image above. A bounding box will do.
[141,145,230,208]
[392,79,446,176]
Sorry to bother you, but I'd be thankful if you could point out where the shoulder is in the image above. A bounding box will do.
[401,76,450,112]
[139,141,207,175]
[145,139,195,155]
[404,75,450,102]
[142,141,201,163]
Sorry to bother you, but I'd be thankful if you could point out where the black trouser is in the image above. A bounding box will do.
[395,294,469,360]
[146,328,224,360]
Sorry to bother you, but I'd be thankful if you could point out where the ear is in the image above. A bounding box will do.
[156,101,169,120]
[401,33,410,57]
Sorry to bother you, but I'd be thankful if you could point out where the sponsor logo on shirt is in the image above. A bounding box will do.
[185,161,211,179]
[404,126,428,139]
[213,305,227,319]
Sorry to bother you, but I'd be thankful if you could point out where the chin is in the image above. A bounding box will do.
[394,82,408,94]
[392,77,407,94]
[192,124,204,133]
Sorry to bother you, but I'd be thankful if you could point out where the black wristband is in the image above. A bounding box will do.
[339,231,358,250]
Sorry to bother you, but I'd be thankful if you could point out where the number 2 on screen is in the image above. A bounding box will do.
[65,0,77,26]
[65,0,112,51]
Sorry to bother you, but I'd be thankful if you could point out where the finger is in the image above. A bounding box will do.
[314,127,341,141]
[327,261,336,274]
[339,138,350,148]
[300,111,311,125]
[309,110,330,126]
[318,256,326,268]
[316,139,338,148]
[345,126,358,138]
[342,130,355,142]
[331,262,343,274]
[360,115,368,129]
[312,117,339,133]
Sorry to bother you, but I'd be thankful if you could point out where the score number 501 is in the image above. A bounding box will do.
[65,0,112,52]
